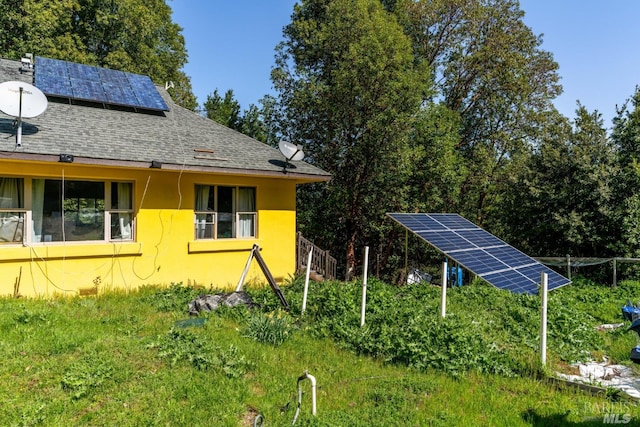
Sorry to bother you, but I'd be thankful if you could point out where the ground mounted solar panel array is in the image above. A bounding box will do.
[387,212,571,294]
[34,56,169,112]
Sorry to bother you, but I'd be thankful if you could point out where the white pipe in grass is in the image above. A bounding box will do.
[441,259,448,318]
[360,246,369,327]
[292,371,317,424]
[540,272,548,366]
[302,247,313,314]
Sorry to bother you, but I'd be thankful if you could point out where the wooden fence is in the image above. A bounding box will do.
[296,232,337,280]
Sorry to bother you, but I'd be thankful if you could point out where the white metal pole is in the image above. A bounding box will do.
[236,246,256,292]
[540,272,548,366]
[441,260,448,318]
[360,246,369,327]
[302,247,313,314]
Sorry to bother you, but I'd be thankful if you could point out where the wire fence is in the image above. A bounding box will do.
[535,256,640,287]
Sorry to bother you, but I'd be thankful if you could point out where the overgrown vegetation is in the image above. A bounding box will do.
[1,279,640,425]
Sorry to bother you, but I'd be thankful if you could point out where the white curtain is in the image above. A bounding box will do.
[195,185,210,211]
[237,187,255,237]
[31,179,45,242]
[117,182,132,239]
[0,178,21,208]
[0,178,23,242]
[195,185,210,238]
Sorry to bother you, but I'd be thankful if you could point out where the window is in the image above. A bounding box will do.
[0,177,25,243]
[194,185,256,239]
[31,179,133,243]
[109,182,133,240]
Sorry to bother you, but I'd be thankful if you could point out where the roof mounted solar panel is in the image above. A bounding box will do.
[34,56,169,112]
[387,212,571,295]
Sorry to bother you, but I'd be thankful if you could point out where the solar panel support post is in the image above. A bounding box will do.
[613,258,617,288]
[441,259,448,318]
[540,272,548,366]
[302,247,313,315]
[361,246,370,327]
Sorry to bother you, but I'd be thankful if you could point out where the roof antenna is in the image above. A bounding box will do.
[278,140,304,173]
[20,53,33,74]
[0,81,48,147]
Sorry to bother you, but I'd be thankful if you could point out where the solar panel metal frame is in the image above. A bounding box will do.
[387,212,571,294]
[34,56,169,112]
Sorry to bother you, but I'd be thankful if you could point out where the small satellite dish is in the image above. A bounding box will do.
[0,81,48,118]
[278,140,304,161]
[0,81,48,147]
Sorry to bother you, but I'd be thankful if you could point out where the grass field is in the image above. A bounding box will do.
[1,278,639,426]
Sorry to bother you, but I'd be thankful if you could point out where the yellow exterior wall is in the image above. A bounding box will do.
[0,160,298,297]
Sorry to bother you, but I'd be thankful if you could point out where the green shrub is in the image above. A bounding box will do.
[243,311,295,346]
[149,327,252,377]
[61,357,114,400]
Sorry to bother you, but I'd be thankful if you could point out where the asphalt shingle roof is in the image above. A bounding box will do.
[0,57,330,182]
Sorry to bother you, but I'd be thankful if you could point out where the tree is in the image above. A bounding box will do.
[499,106,617,257]
[203,89,242,129]
[611,88,640,258]
[202,89,269,142]
[272,0,431,279]
[0,0,197,110]
[392,0,561,225]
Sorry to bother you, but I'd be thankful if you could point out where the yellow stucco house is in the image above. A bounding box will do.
[0,56,330,297]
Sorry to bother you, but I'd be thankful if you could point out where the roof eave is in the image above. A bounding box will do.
[0,152,332,184]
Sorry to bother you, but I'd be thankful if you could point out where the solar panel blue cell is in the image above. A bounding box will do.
[453,250,507,275]
[35,73,74,98]
[483,269,537,294]
[457,229,505,248]
[126,73,169,111]
[517,264,570,291]
[387,213,446,232]
[104,82,140,107]
[98,68,129,85]
[71,78,107,102]
[36,57,68,78]
[419,230,475,253]
[67,62,100,81]
[429,213,476,230]
[485,246,533,268]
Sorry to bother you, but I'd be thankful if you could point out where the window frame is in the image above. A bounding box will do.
[194,184,257,240]
[0,177,135,245]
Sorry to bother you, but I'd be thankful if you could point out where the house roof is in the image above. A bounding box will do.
[0,57,330,183]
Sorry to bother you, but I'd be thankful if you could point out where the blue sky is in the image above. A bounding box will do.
[170,0,640,129]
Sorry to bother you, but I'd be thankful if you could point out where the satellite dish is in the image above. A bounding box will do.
[0,81,48,147]
[278,140,304,161]
[0,81,48,118]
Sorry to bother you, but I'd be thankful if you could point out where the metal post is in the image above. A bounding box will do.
[405,229,409,279]
[441,260,448,318]
[540,272,548,366]
[566,254,571,282]
[302,247,313,314]
[613,258,617,288]
[361,246,369,327]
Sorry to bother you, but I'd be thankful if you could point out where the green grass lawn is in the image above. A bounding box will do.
[0,279,639,426]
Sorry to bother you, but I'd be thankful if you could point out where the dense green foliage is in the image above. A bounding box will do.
[251,276,640,380]
[268,0,630,281]
[2,281,640,425]
[202,89,269,142]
